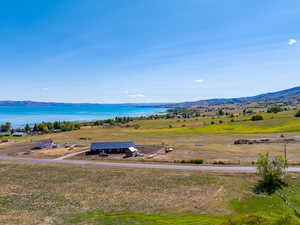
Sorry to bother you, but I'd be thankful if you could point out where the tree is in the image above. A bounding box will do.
[254,153,287,194]
[0,122,11,132]
[24,124,31,133]
[295,110,300,117]
[243,109,253,114]
[267,105,283,113]
[37,123,49,133]
[217,109,224,116]
[251,115,264,121]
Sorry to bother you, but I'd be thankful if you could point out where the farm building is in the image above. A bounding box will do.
[34,139,57,149]
[0,132,11,137]
[12,132,27,137]
[89,142,136,155]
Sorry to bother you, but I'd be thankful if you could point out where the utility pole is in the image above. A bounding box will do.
[284,141,287,161]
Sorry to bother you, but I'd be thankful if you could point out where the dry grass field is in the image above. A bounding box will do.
[0,160,300,225]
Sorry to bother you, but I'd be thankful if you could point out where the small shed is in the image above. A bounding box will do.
[34,139,57,149]
[90,142,135,154]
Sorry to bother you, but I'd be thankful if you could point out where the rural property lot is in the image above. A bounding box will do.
[2,125,300,165]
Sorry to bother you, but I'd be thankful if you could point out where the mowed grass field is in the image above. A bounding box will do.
[0,161,300,224]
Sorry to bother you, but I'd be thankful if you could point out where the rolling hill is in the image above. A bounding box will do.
[165,86,300,108]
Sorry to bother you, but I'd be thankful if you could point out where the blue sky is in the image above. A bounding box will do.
[1,0,300,103]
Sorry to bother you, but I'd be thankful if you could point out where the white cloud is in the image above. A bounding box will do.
[288,39,297,46]
[195,79,204,83]
[128,94,145,98]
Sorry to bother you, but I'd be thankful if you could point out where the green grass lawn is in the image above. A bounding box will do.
[132,111,300,134]
[69,212,227,225]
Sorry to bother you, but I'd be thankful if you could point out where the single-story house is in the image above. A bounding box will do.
[89,141,136,154]
[34,139,57,149]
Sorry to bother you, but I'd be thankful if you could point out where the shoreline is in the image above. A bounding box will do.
[0,105,170,128]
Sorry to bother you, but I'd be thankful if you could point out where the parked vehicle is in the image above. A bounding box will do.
[99,151,109,157]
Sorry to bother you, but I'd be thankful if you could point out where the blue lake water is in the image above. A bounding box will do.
[0,104,167,127]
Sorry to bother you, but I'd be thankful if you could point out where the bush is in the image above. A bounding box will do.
[254,153,287,194]
[295,110,300,117]
[213,161,225,165]
[190,159,204,164]
[251,115,264,121]
[179,159,204,164]
[134,124,140,129]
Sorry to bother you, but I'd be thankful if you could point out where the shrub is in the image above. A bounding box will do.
[213,161,225,165]
[254,153,287,194]
[219,120,223,124]
[251,115,264,121]
[295,110,300,117]
[211,121,215,125]
[169,124,172,128]
[190,159,204,164]
[180,159,204,164]
[134,124,140,129]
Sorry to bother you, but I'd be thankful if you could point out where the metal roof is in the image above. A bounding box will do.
[36,139,54,148]
[91,142,135,150]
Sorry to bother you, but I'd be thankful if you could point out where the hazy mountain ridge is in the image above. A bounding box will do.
[2,87,300,108]
[164,86,300,108]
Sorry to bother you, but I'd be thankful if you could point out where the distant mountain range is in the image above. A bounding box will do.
[164,86,300,108]
[1,87,300,108]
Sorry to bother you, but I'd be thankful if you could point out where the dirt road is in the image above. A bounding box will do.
[1,156,300,172]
